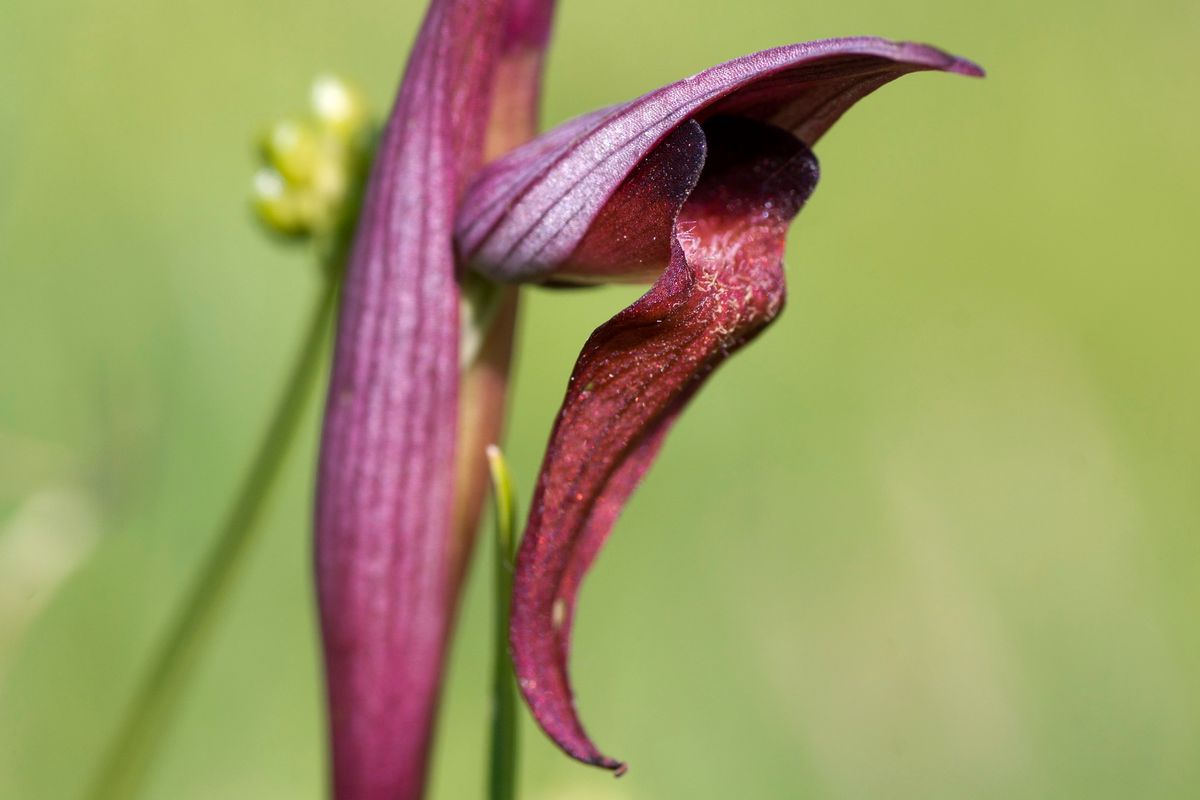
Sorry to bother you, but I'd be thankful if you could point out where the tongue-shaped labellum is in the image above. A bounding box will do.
[509,117,820,771]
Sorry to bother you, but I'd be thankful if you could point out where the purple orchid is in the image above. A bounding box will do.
[457,40,982,773]
[315,0,980,796]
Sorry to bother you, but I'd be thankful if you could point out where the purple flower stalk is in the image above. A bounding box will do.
[315,0,981,795]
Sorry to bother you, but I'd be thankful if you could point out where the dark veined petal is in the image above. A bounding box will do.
[314,2,555,798]
[512,116,818,771]
[455,37,981,774]
[457,37,981,283]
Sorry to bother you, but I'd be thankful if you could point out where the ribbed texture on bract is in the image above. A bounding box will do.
[313,2,555,798]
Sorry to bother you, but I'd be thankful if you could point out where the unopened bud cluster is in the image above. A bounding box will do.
[252,75,372,238]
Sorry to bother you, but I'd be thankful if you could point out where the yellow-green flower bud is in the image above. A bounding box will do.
[252,167,307,237]
[261,118,322,186]
[251,74,374,242]
[311,74,369,143]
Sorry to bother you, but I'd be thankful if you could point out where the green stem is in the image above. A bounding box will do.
[85,276,339,800]
[486,445,520,800]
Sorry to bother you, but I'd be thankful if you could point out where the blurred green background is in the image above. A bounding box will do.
[2,0,1198,798]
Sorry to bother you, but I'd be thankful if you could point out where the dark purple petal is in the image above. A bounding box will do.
[314,2,554,798]
[510,117,819,771]
[457,37,982,282]
[564,120,706,283]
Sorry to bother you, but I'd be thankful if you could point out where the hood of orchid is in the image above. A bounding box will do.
[455,37,982,773]
[458,38,981,283]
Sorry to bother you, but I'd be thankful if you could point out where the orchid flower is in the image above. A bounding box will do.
[456,40,982,774]
[316,0,980,796]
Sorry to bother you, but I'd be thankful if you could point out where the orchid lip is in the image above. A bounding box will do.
[507,114,819,771]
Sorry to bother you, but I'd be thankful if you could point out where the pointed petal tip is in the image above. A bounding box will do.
[884,39,983,77]
[882,39,984,75]
[567,748,626,774]
[948,56,986,78]
[566,744,624,773]
[582,752,625,775]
